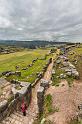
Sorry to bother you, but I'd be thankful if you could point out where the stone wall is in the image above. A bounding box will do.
[37,79,50,116]
[32,58,52,87]
[37,58,52,116]
[0,82,32,121]
[37,86,44,116]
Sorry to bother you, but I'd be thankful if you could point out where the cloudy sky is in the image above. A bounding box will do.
[0,0,82,42]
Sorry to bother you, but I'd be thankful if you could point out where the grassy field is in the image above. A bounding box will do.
[0,48,50,72]
[0,48,58,83]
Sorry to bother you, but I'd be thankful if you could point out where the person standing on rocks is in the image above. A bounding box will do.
[21,98,27,116]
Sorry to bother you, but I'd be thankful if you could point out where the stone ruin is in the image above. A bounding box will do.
[58,55,79,80]
[1,71,21,77]
[37,86,44,116]
[37,79,50,116]
[40,79,49,90]
[0,78,32,121]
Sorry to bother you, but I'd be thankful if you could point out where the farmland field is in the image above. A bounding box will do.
[0,48,58,83]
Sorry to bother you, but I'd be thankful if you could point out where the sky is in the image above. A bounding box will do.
[0,0,82,42]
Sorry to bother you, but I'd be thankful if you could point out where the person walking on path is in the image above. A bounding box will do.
[21,98,27,116]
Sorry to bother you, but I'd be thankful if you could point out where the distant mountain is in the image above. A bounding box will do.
[0,40,74,48]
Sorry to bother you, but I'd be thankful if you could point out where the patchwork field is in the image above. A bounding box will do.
[0,48,57,83]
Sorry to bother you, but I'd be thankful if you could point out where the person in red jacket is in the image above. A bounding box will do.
[21,98,27,116]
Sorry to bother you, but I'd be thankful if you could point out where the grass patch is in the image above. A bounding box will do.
[7,94,14,103]
[44,94,59,116]
[52,62,65,86]
[6,54,53,83]
[69,119,82,124]
[66,76,74,87]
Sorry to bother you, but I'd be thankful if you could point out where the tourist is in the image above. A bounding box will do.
[21,98,27,116]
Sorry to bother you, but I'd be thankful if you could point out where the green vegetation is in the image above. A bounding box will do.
[0,49,50,72]
[68,46,82,81]
[66,76,74,87]
[50,48,57,53]
[52,60,75,87]
[44,94,59,116]
[33,94,58,124]
[52,64,63,86]
[69,119,82,124]
[33,118,53,124]
[0,48,58,83]
[7,94,14,103]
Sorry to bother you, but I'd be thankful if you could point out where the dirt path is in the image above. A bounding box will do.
[44,60,53,81]
[1,60,54,124]
[46,80,82,124]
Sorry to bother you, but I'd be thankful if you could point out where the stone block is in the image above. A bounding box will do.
[37,86,44,115]
[40,79,49,89]
[0,100,8,113]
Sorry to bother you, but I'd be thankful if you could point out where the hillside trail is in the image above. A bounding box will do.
[1,59,54,124]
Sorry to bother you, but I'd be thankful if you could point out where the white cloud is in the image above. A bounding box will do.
[0,0,82,42]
